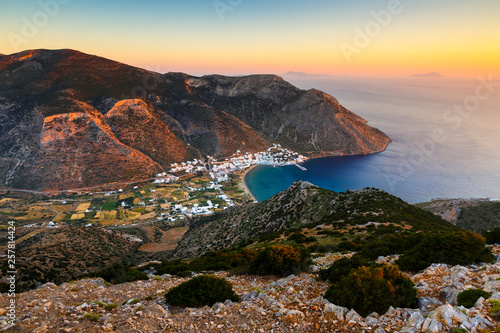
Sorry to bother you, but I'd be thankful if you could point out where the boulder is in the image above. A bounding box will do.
[404,311,425,330]
[418,297,442,312]
[365,316,378,326]
[241,291,259,301]
[483,279,500,293]
[439,285,461,305]
[430,304,468,327]
[469,314,495,331]
[324,303,348,321]
[421,318,442,332]
[345,309,363,324]
[474,296,485,308]
[490,291,500,300]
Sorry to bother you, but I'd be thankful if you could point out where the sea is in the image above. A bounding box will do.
[245,75,500,203]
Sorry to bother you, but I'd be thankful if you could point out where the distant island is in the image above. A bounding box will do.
[283,71,310,76]
[411,72,445,78]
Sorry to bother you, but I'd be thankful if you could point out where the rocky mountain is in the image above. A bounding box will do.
[0,49,391,190]
[173,181,457,258]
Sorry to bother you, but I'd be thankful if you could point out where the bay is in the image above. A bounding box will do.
[245,76,500,203]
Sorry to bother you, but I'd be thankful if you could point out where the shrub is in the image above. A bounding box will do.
[146,260,191,276]
[452,328,469,333]
[164,275,239,307]
[84,263,148,284]
[396,231,494,272]
[104,303,118,311]
[482,227,500,244]
[324,265,417,317]
[488,299,500,319]
[188,251,232,272]
[0,282,10,293]
[318,254,371,283]
[248,245,310,277]
[83,312,100,322]
[457,289,491,308]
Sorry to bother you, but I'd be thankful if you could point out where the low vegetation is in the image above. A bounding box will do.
[395,231,493,272]
[319,254,371,283]
[248,245,310,277]
[83,263,148,284]
[144,245,310,278]
[456,289,491,308]
[482,227,500,244]
[164,275,239,307]
[324,265,418,317]
[457,201,500,232]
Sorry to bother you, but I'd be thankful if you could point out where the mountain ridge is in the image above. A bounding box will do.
[0,49,391,190]
[173,180,457,259]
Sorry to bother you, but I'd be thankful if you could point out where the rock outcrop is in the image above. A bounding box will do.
[1,251,499,333]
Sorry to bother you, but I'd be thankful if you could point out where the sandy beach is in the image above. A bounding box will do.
[239,165,259,202]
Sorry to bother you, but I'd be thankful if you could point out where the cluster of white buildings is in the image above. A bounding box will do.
[172,199,217,218]
[209,145,307,180]
[153,146,306,183]
[168,159,207,174]
[154,172,179,184]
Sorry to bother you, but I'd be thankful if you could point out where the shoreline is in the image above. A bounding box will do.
[239,164,259,202]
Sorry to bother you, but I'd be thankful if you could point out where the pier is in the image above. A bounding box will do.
[294,163,307,171]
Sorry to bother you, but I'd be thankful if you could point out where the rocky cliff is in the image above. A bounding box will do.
[0,49,391,190]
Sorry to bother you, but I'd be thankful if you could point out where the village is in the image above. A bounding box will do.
[0,145,307,236]
[163,144,307,183]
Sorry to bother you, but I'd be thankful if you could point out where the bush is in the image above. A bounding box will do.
[248,245,310,277]
[456,289,491,308]
[104,303,119,311]
[324,265,417,317]
[488,299,500,320]
[164,275,239,307]
[188,251,232,272]
[319,254,371,283]
[145,260,191,276]
[482,227,500,244]
[396,231,494,272]
[84,263,148,284]
[451,328,469,333]
[83,312,100,322]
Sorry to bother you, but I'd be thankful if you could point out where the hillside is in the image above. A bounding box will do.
[173,181,458,258]
[0,49,391,190]
[0,227,144,290]
[1,252,499,333]
[417,198,500,232]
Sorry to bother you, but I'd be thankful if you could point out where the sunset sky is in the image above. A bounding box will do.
[1,0,499,78]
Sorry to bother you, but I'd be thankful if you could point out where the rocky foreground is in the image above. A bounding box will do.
[1,251,500,333]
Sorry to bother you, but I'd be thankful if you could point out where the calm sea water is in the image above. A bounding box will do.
[245,76,500,203]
